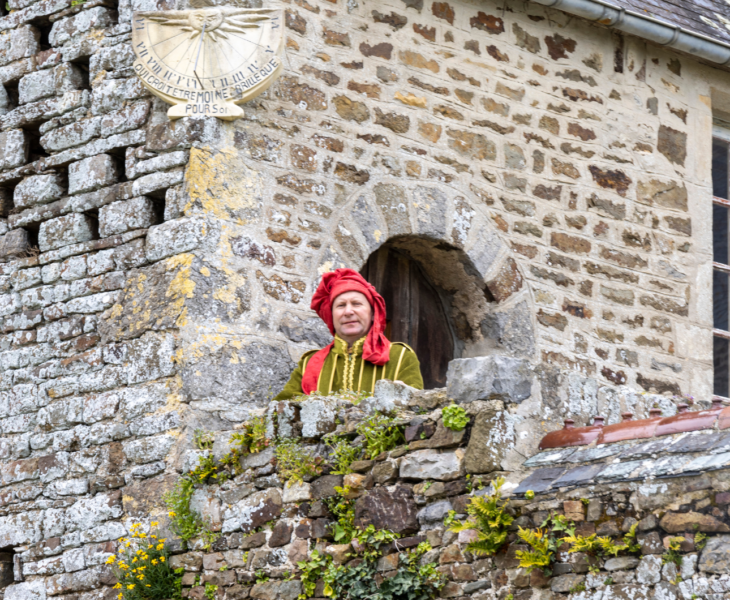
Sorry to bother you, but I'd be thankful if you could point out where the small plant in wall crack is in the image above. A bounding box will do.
[357,412,405,459]
[442,404,469,431]
[274,438,324,485]
[662,537,685,568]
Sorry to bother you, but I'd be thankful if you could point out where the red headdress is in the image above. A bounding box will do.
[301,268,391,395]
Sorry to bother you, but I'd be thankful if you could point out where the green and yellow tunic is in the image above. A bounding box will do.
[274,335,423,400]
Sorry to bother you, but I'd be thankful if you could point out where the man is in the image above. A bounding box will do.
[274,268,423,399]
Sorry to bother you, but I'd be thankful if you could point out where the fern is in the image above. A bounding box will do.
[562,533,602,554]
[515,527,553,573]
[448,477,513,556]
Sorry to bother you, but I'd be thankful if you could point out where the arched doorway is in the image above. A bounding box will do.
[360,244,455,389]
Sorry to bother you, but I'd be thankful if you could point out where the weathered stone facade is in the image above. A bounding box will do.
[0,0,726,595]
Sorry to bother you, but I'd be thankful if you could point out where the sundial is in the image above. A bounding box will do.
[132,0,283,121]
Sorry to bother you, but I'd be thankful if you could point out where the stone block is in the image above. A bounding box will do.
[123,434,176,464]
[0,129,28,170]
[4,580,46,600]
[223,488,282,533]
[40,117,102,152]
[354,485,419,534]
[68,154,118,195]
[699,535,730,573]
[0,229,30,259]
[14,173,65,209]
[300,397,337,438]
[446,356,532,404]
[269,521,293,547]
[0,26,39,68]
[18,68,55,104]
[250,580,302,600]
[310,474,343,499]
[463,409,513,474]
[399,449,464,480]
[636,555,662,584]
[282,481,311,503]
[98,196,157,237]
[417,500,453,527]
[54,63,86,93]
[660,512,730,533]
[363,380,417,413]
[49,7,116,47]
[145,216,217,262]
[38,213,95,252]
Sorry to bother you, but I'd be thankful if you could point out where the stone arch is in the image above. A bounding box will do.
[313,180,537,365]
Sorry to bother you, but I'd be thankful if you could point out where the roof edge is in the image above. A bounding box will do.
[528,0,730,66]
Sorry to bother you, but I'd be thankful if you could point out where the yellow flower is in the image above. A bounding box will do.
[125,542,131,548]
[127,584,135,590]
[114,583,122,589]
[156,544,164,551]
[118,594,123,600]
[132,558,138,563]
[151,521,158,527]
[151,559,158,565]
[136,549,144,555]
[168,511,176,517]
[105,556,116,565]
[160,556,166,562]
[139,533,147,538]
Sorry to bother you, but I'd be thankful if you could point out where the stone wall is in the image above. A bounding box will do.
[0,0,727,596]
[7,381,730,600]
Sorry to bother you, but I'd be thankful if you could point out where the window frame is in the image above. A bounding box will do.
[713,122,730,402]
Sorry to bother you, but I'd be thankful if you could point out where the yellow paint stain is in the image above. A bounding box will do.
[374,229,383,242]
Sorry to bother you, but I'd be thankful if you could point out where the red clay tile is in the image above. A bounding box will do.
[654,409,721,437]
[717,406,730,430]
[597,417,660,445]
[538,425,602,450]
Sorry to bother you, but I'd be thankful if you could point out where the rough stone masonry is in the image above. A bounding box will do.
[0,0,726,595]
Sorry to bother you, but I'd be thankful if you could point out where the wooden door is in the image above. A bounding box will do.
[360,246,454,389]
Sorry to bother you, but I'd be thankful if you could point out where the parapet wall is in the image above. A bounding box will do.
[5,380,730,600]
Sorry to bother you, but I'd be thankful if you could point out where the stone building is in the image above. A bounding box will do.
[1,0,730,596]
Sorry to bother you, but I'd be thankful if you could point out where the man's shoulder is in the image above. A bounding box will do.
[390,341,416,356]
[299,349,320,363]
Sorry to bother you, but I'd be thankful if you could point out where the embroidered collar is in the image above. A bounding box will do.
[332,335,365,356]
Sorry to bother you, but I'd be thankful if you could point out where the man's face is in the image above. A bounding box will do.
[332,291,373,344]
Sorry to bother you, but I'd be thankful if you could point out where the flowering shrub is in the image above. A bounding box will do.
[108,522,183,600]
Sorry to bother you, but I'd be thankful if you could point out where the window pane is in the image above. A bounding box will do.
[715,204,729,265]
[713,138,729,200]
[715,337,730,398]
[714,270,730,331]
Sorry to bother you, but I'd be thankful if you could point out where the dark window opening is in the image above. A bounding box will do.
[361,245,455,389]
[712,132,730,400]
[0,547,14,588]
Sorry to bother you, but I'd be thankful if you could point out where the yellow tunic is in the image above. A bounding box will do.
[274,336,424,400]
